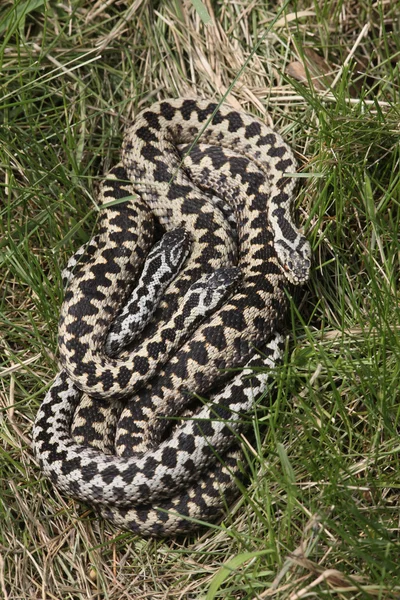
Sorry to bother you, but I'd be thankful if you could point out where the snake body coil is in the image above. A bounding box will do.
[33,98,310,536]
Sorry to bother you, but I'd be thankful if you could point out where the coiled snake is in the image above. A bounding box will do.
[33,98,311,536]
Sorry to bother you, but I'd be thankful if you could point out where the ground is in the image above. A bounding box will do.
[0,0,399,598]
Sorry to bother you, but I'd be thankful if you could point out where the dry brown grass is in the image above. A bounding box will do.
[1,0,399,598]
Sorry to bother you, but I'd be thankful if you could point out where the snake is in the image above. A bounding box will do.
[33,98,311,536]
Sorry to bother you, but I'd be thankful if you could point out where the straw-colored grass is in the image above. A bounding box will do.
[1,0,399,598]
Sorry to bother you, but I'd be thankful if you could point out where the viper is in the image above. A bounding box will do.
[33,98,310,536]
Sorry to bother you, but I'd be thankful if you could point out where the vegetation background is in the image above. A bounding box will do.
[0,0,399,598]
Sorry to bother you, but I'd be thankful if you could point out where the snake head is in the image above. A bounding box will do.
[274,238,311,285]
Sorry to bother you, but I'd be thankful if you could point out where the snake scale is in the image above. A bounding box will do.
[33,98,311,536]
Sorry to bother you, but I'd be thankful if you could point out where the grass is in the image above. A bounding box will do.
[0,0,399,598]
